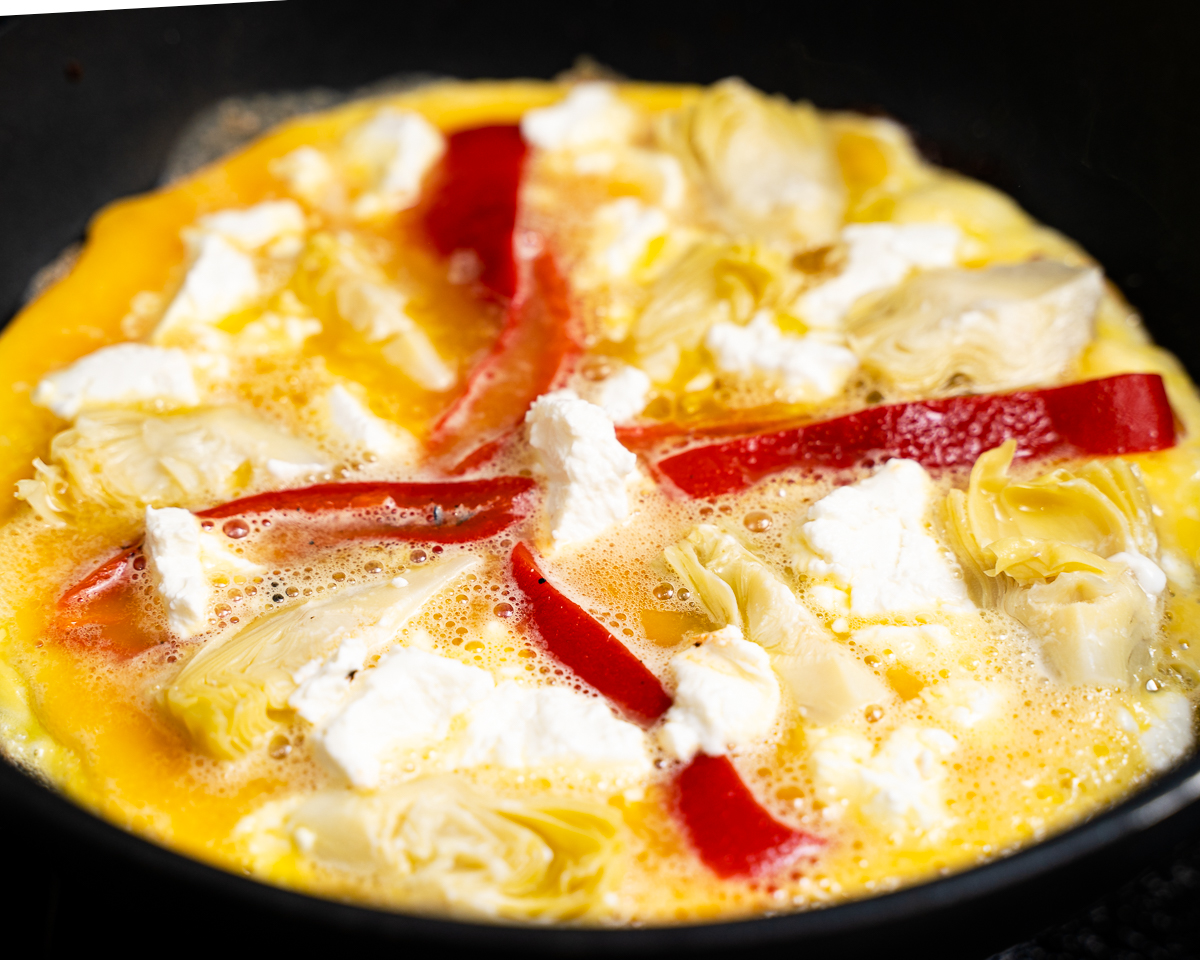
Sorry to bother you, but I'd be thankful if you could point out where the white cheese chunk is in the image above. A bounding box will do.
[521,83,638,151]
[796,459,973,616]
[1140,691,1194,772]
[158,233,261,333]
[812,725,957,834]
[197,200,306,252]
[288,635,369,726]
[593,198,668,279]
[143,505,261,637]
[921,679,1010,728]
[661,625,780,762]
[345,109,445,219]
[335,277,456,392]
[797,223,961,330]
[265,458,329,482]
[705,310,859,402]
[316,646,495,789]
[325,384,418,461]
[525,391,638,546]
[271,146,337,207]
[1110,551,1167,601]
[573,362,652,424]
[32,344,199,420]
[460,681,650,771]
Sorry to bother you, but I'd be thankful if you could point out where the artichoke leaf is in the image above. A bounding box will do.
[41,406,329,516]
[164,554,480,759]
[946,440,1163,686]
[239,776,622,920]
[846,261,1102,395]
[662,524,887,722]
[656,78,845,249]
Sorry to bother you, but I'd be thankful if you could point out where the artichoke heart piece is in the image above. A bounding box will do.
[663,524,887,723]
[164,554,480,759]
[244,777,622,921]
[33,406,329,517]
[656,77,845,249]
[946,441,1163,685]
[847,261,1102,395]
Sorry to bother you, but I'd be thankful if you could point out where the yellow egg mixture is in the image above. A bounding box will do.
[1,78,1199,926]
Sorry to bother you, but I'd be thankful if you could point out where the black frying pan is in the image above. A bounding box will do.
[2,3,1199,956]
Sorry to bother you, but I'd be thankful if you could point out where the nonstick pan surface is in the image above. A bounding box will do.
[2,3,1199,956]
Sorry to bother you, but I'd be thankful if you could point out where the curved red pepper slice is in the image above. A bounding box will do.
[429,252,579,472]
[657,373,1177,498]
[56,478,535,656]
[197,477,534,538]
[509,542,672,726]
[422,124,527,300]
[674,754,823,879]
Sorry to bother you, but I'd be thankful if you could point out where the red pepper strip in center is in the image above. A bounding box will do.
[657,372,1177,498]
[422,124,527,300]
[673,754,824,879]
[428,252,579,472]
[509,542,818,876]
[509,541,671,727]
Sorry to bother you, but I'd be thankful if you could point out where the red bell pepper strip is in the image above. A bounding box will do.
[428,251,579,472]
[197,477,534,541]
[674,754,824,879]
[56,478,535,654]
[657,373,1177,498]
[509,541,672,726]
[422,124,527,300]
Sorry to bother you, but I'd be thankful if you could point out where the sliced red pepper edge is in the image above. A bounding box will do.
[59,478,535,609]
[508,542,821,877]
[673,754,825,879]
[509,541,672,726]
[428,250,580,473]
[654,372,1177,498]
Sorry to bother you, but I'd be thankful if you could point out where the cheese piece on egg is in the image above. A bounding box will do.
[144,505,262,637]
[794,459,974,617]
[797,222,961,330]
[521,83,638,150]
[660,625,780,762]
[315,646,495,788]
[1138,691,1194,772]
[920,679,1011,729]
[525,391,638,546]
[573,362,652,424]
[324,384,419,461]
[271,146,338,208]
[459,681,650,771]
[197,200,307,253]
[343,108,445,219]
[156,233,261,335]
[811,725,958,835]
[704,310,859,403]
[32,343,199,420]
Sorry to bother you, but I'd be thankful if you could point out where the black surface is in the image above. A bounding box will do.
[3,2,1200,957]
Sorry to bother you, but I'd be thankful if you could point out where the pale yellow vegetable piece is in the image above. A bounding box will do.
[663,524,888,722]
[946,441,1162,685]
[657,77,845,249]
[164,555,480,759]
[236,776,622,921]
[847,261,1102,394]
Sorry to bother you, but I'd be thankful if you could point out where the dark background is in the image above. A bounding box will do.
[2,1,1199,956]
